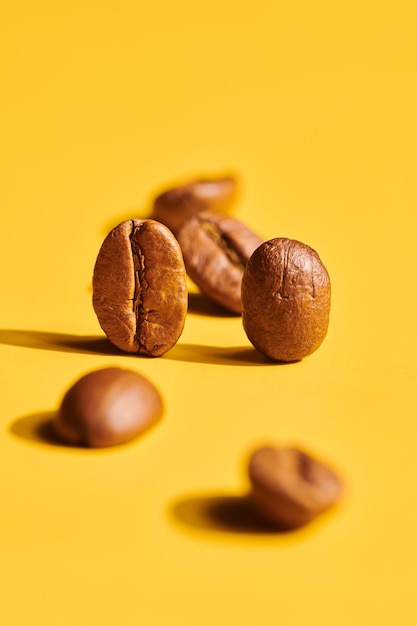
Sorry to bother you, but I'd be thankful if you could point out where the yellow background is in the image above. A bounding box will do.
[1,1,416,624]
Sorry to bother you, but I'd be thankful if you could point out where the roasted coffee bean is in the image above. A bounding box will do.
[242,238,331,361]
[93,219,187,356]
[176,211,263,314]
[152,175,238,235]
[248,445,342,529]
[54,367,163,448]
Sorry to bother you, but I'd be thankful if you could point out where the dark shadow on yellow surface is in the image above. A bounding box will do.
[0,328,296,366]
[0,328,122,356]
[9,411,140,452]
[187,291,240,318]
[167,343,296,366]
[0,328,300,366]
[9,411,74,448]
[169,493,299,535]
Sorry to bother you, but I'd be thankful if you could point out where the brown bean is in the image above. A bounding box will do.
[54,367,163,448]
[242,238,331,361]
[248,445,343,529]
[176,210,263,314]
[93,219,187,356]
[152,175,238,235]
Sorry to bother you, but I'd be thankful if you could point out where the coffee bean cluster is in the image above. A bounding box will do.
[54,172,342,530]
[93,174,331,359]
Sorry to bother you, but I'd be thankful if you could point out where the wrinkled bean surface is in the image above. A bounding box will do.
[242,237,331,361]
[93,219,187,356]
[177,211,263,314]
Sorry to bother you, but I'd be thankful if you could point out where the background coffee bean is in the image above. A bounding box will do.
[93,219,188,356]
[152,175,238,235]
[54,367,163,448]
[242,237,331,361]
[177,210,263,314]
[248,445,343,529]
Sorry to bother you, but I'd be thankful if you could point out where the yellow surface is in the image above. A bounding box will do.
[1,1,416,624]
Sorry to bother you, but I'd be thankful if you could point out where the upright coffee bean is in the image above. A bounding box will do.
[242,238,331,361]
[152,175,238,235]
[176,211,263,314]
[93,219,187,356]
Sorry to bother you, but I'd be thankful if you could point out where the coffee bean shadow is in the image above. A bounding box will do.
[9,411,134,452]
[167,343,298,366]
[0,328,298,366]
[187,291,241,318]
[168,492,305,537]
[0,328,124,356]
[9,411,76,449]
